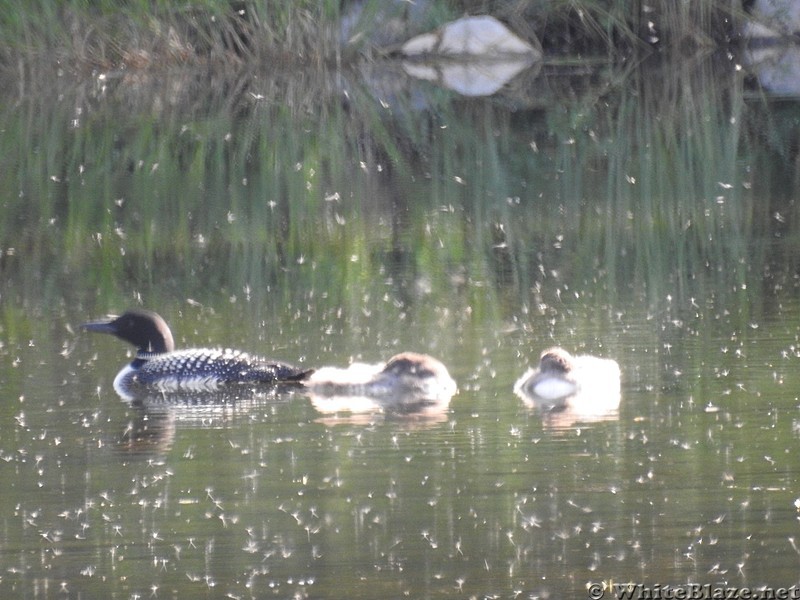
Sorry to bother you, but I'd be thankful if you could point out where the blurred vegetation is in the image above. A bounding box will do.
[1,39,798,333]
[0,0,751,78]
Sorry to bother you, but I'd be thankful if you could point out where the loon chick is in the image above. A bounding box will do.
[514,347,620,411]
[82,309,312,399]
[307,352,457,414]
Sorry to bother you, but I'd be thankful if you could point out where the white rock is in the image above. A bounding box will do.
[402,15,538,58]
[743,0,800,39]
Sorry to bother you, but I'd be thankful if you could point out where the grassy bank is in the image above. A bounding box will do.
[0,0,748,77]
[0,0,343,75]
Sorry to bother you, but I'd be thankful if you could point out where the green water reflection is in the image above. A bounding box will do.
[2,52,800,598]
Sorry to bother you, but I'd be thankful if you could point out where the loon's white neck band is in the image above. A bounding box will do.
[136,351,165,360]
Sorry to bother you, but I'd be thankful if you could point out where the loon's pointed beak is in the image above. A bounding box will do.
[81,316,119,335]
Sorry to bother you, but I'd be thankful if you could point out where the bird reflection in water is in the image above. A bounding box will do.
[111,387,300,456]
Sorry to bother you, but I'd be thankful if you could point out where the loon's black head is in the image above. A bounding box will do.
[82,309,175,354]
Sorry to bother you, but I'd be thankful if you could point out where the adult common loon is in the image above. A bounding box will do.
[514,347,620,412]
[306,352,457,415]
[82,309,312,399]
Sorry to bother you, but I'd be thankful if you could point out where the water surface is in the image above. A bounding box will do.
[1,52,800,598]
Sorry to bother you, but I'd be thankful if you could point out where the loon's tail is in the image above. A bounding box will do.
[286,368,315,382]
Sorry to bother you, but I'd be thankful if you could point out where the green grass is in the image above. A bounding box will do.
[0,0,344,74]
[0,0,754,77]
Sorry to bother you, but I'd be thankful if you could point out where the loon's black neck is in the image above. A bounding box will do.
[82,309,176,354]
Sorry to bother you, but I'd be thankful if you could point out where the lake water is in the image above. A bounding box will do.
[2,50,800,599]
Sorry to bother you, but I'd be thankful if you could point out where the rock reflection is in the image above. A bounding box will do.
[401,56,538,97]
[305,352,456,421]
